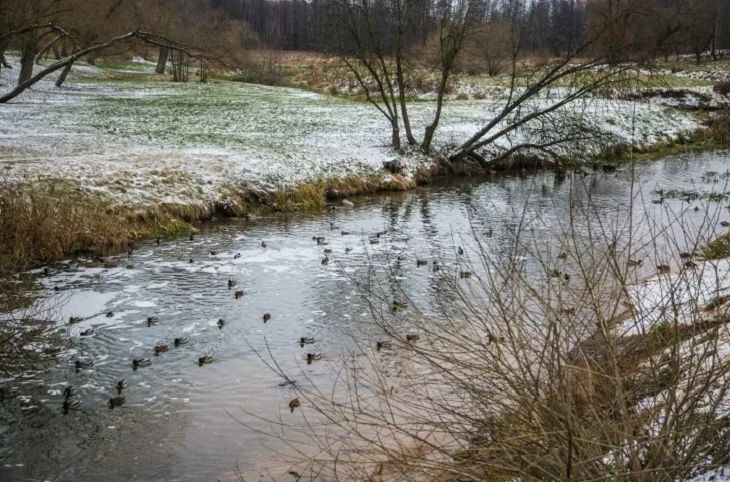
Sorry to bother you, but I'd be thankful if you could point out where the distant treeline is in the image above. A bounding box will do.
[212,0,729,60]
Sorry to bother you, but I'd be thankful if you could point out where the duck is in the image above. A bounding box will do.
[69,316,83,324]
[261,241,267,248]
[657,264,671,275]
[416,259,428,267]
[563,273,570,282]
[369,238,379,245]
[234,290,245,299]
[228,279,237,289]
[457,246,464,256]
[75,358,94,370]
[189,234,194,241]
[233,252,241,260]
[210,250,218,256]
[406,334,420,343]
[147,316,159,327]
[289,398,301,413]
[316,238,328,246]
[549,269,562,278]
[189,258,194,264]
[116,379,127,395]
[345,247,352,254]
[627,258,643,267]
[198,355,214,366]
[263,313,271,323]
[721,221,730,228]
[306,352,322,364]
[108,396,126,409]
[684,260,698,269]
[376,340,392,352]
[63,385,77,399]
[154,343,169,355]
[557,252,568,260]
[679,252,693,259]
[488,333,505,344]
[132,357,152,368]
[106,311,114,318]
[323,248,333,255]
[217,318,226,329]
[330,222,339,230]
[63,397,81,411]
[174,336,189,346]
[321,256,329,266]
[299,336,315,347]
[314,236,326,244]
[80,328,95,337]
[341,230,351,236]
[376,230,387,238]
[459,271,472,279]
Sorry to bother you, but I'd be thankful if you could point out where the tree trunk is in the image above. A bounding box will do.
[422,71,450,152]
[19,31,39,85]
[395,54,416,146]
[391,122,401,151]
[0,40,11,73]
[55,60,73,87]
[155,46,168,74]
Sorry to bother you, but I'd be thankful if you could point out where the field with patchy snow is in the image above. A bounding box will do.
[0,54,702,209]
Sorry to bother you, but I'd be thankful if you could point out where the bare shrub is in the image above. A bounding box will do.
[269,171,730,481]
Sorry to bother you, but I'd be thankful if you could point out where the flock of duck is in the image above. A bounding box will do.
[60,221,443,416]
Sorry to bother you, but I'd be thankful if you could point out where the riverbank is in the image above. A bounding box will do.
[1,53,728,270]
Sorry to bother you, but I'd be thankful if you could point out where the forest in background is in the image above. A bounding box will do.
[2,0,728,82]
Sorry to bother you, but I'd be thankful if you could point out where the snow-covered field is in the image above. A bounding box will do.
[0,56,700,208]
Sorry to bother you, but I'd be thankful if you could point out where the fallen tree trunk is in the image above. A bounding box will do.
[1,31,137,103]
[0,31,208,104]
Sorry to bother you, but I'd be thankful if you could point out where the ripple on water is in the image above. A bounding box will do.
[2,152,730,481]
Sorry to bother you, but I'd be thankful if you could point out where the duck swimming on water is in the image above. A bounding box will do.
[306,353,322,364]
[116,379,127,395]
[217,319,226,329]
[108,396,125,409]
[376,340,392,352]
[154,343,169,355]
[174,336,189,346]
[263,313,271,323]
[299,336,314,347]
[75,358,94,370]
[198,355,214,366]
[63,385,77,399]
[133,357,152,369]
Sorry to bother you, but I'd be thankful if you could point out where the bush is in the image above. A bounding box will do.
[275,188,730,481]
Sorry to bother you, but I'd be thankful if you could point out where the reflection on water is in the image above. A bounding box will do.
[1,151,729,481]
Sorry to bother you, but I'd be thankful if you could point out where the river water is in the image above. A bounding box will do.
[1,151,729,481]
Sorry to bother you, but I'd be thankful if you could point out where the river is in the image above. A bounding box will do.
[1,151,729,481]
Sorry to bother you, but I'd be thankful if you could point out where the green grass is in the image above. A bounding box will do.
[700,233,730,260]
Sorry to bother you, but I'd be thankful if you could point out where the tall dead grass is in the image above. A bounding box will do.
[0,179,134,272]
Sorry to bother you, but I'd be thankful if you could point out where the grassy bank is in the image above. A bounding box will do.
[2,116,728,275]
